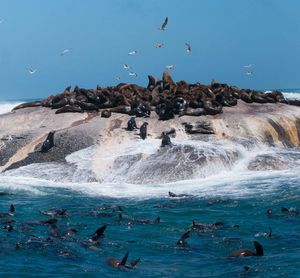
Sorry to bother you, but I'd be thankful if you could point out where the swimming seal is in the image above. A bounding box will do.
[139,122,148,140]
[127,117,138,131]
[40,131,55,153]
[177,229,192,246]
[229,241,264,257]
[107,252,140,269]
[40,208,67,216]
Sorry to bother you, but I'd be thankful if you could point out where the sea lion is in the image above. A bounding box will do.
[12,101,42,111]
[162,71,175,89]
[40,218,58,225]
[40,208,67,216]
[0,204,15,217]
[3,224,13,231]
[192,220,224,232]
[173,97,187,114]
[139,122,148,140]
[55,105,83,114]
[89,225,107,242]
[177,230,192,246]
[161,132,172,147]
[40,131,55,153]
[156,102,174,120]
[127,117,138,131]
[168,191,192,198]
[107,252,140,269]
[229,241,264,257]
[101,109,112,118]
[147,75,157,90]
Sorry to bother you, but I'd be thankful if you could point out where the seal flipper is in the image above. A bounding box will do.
[10,204,15,213]
[120,251,129,266]
[130,258,141,267]
[91,225,107,241]
[268,227,272,238]
[177,229,192,246]
[254,241,264,256]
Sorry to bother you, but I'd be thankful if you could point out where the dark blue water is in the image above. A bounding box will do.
[0,180,299,277]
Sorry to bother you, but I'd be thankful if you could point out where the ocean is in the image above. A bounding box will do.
[0,91,300,277]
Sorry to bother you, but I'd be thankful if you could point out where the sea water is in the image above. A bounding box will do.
[0,92,300,277]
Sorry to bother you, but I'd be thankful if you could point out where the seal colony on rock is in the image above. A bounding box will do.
[12,72,295,120]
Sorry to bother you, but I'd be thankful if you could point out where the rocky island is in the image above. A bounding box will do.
[1,72,300,184]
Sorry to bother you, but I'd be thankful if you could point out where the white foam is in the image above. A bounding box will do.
[0,101,23,115]
[1,138,299,199]
[282,92,300,100]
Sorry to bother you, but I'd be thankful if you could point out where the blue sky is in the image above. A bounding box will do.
[0,0,300,99]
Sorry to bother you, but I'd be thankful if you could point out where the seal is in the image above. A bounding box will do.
[162,71,175,89]
[40,208,67,216]
[161,132,172,147]
[229,241,264,257]
[101,109,112,118]
[139,122,148,140]
[127,117,138,131]
[107,252,140,269]
[12,101,42,111]
[40,131,55,153]
[177,229,192,246]
[55,105,83,114]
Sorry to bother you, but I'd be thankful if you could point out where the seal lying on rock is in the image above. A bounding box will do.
[12,72,290,120]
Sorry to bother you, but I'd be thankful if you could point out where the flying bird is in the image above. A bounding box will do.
[185,43,192,53]
[28,68,37,75]
[244,64,254,68]
[60,48,71,56]
[159,17,168,31]
[116,76,121,81]
[155,42,165,48]
[166,65,175,70]
[123,64,131,70]
[245,71,253,76]
[128,50,137,56]
[129,72,138,77]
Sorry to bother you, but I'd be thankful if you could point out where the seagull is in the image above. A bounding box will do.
[166,65,175,70]
[60,48,71,56]
[123,64,131,70]
[28,68,37,75]
[159,17,168,31]
[244,64,254,68]
[128,50,137,56]
[129,71,138,77]
[116,76,121,81]
[245,71,253,76]
[185,43,192,53]
[155,42,165,48]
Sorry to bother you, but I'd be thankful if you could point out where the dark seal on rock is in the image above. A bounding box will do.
[161,132,172,147]
[40,131,55,153]
[140,122,148,140]
[101,110,111,118]
[127,117,138,131]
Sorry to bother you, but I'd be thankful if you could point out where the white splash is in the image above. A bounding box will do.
[0,101,23,115]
